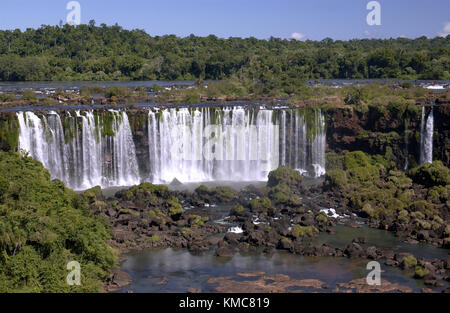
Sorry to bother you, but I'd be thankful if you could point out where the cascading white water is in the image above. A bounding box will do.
[17,107,327,189]
[17,110,139,190]
[280,108,326,178]
[148,107,280,183]
[420,106,434,164]
[311,109,326,177]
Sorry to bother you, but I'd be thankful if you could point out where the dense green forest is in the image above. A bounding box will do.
[0,22,449,83]
[0,152,116,292]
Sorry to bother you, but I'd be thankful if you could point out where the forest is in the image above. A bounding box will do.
[0,22,449,83]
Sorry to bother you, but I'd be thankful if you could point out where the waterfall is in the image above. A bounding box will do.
[284,108,326,178]
[17,107,327,189]
[148,107,280,183]
[420,106,434,164]
[17,110,139,190]
[311,109,326,177]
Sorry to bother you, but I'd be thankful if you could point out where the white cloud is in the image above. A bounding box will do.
[290,32,305,40]
[437,21,450,37]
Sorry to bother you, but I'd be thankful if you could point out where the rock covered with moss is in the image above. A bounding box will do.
[323,150,450,247]
[267,166,303,189]
[408,161,450,187]
[85,182,225,253]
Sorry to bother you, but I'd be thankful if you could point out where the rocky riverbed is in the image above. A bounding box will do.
[82,156,449,293]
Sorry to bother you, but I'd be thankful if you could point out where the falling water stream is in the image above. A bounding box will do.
[17,107,326,190]
[419,106,434,164]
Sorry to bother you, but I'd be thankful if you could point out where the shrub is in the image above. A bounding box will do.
[414,266,428,279]
[248,197,276,215]
[291,225,318,238]
[344,151,371,170]
[408,161,450,187]
[0,152,115,292]
[402,255,417,268]
[267,166,303,188]
[324,169,348,190]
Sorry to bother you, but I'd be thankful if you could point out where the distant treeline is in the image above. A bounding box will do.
[0,22,449,83]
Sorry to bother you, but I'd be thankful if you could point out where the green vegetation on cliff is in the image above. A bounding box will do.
[324,151,450,246]
[408,161,450,187]
[0,152,116,292]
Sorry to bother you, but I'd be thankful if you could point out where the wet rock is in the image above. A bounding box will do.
[366,246,378,259]
[104,269,132,292]
[216,245,234,258]
[208,237,221,246]
[337,278,412,293]
[344,243,365,258]
[224,232,242,245]
[444,256,450,269]
[170,178,182,186]
[206,272,325,293]
[417,230,430,241]
[352,237,366,244]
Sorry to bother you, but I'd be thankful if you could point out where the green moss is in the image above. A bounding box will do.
[248,197,276,215]
[167,196,182,216]
[410,211,425,220]
[316,212,328,223]
[414,266,428,279]
[361,203,376,218]
[445,225,450,236]
[344,151,371,170]
[83,185,102,202]
[290,225,318,238]
[324,169,348,190]
[268,183,301,206]
[408,161,450,187]
[409,201,436,217]
[194,185,237,202]
[432,215,443,225]
[181,227,193,235]
[188,215,208,228]
[267,166,303,188]
[348,165,379,183]
[387,171,412,189]
[230,205,244,215]
[150,235,161,243]
[281,236,292,244]
[385,198,405,212]
[417,219,431,230]
[397,210,410,224]
[402,255,417,267]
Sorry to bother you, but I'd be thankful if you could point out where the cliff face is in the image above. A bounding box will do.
[325,102,450,168]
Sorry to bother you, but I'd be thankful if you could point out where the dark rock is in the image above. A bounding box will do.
[216,245,234,258]
[366,246,378,259]
[224,232,242,245]
[170,178,183,186]
[352,237,366,244]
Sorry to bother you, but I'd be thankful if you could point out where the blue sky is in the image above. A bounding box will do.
[0,0,449,40]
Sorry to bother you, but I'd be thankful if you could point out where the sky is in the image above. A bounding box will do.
[0,0,449,40]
